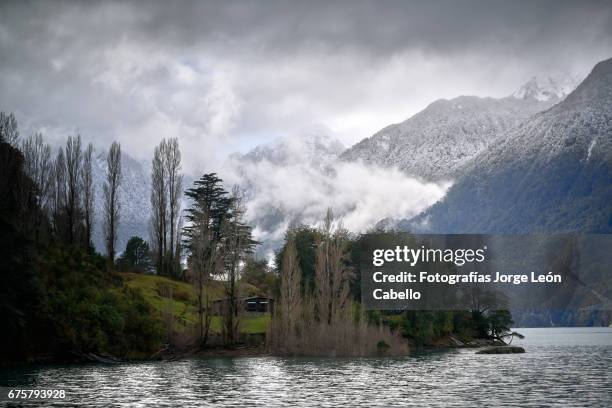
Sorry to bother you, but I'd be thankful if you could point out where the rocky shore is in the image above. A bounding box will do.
[476,346,526,354]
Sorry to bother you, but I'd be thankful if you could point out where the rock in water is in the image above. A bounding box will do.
[476,346,525,354]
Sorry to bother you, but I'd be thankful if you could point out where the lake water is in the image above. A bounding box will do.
[1,327,610,407]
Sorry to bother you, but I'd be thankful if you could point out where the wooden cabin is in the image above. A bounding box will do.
[211,296,274,315]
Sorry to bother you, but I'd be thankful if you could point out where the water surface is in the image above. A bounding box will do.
[1,327,610,407]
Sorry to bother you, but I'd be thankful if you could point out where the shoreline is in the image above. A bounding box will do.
[2,336,509,368]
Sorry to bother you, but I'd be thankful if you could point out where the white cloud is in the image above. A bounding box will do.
[222,149,450,250]
[201,69,241,137]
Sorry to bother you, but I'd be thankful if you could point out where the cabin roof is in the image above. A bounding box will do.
[212,296,274,303]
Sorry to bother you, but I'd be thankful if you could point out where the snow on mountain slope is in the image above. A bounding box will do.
[512,73,581,102]
[340,76,579,181]
[92,150,152,255]
[221,132,448,258]
[406,57,612,234]
[238,132,345,168]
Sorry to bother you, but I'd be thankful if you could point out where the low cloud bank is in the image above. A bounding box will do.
[222,155,450,255]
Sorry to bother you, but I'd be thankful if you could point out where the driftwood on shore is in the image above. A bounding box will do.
[70,351,122,364]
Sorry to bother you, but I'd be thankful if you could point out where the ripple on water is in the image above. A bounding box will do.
[1,328,610,407]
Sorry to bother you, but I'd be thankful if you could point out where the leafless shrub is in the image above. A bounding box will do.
[269,209,409,357]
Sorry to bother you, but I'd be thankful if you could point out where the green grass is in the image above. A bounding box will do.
[122,272,199,325]
[240,314,271,334]
[121,272,270,334]
[201,315,270,334]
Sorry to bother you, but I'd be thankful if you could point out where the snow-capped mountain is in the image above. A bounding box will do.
[406,57,612,234]
[512,73,581,102]
[340,76,578,181]
[222,131,450,259]
[91,150,152,255]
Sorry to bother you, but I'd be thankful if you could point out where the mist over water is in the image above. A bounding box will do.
[2,328,610,407]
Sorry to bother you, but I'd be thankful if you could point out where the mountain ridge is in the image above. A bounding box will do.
[340,75,579,181]
[404,57,612,234]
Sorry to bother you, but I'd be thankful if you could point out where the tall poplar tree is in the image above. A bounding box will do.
[64,134,82,245]
[103,141,122,261]
[82,143,95,250]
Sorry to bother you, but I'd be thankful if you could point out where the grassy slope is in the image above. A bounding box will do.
[121,272,270,334]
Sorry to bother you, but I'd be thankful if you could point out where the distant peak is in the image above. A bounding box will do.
[512,73,581,102]
[237,132,345,167]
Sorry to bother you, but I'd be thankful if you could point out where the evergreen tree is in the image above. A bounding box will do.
[183,173,231,346]
[183,174,258,347]
[275,225,320,295]
[119,236,152,273]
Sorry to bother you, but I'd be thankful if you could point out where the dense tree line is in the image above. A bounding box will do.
[1,111,269,358]
[0,112,163,364]
[1,112,123,257]
[272,219,519,353]
[270,210,408,356]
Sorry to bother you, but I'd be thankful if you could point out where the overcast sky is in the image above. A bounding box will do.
[1,0,611,172]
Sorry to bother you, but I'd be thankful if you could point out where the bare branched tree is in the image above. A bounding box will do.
[174,213,184,276]
[315,210,333,324]
[0,112,19,146]
[221,186,257,345]
[187,202,219,346]
[277,231,303,351]
[165,137,183,277]
[269,209,405,357]
[64,134,82,245]
[82,143,95,250]
[21,133,52,208]
[103,142,122,261]
[52,148,67,238]
[315,209,352,324]
[150,138,183,277]
[151,140,167,274]
[21,133,52,241]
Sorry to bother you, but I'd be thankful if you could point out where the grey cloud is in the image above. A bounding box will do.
[1,0,611,171]
[5,0,608,58]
